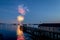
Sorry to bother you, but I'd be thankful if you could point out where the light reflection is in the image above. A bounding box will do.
[17,25,23,36]
[17,24,25,40]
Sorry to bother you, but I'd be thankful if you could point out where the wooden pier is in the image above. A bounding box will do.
[22,23,60,40]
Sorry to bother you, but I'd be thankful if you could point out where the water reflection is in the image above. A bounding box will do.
[24,32,32,40]
[17,24,33,40]
[17,25,25,40]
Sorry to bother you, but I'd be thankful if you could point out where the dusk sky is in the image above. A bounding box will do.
[0,0,60,23]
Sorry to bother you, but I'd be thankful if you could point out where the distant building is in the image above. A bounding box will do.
[38,23,60,27]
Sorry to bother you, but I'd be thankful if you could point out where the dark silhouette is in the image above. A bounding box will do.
[38,23,60,27]
[0,34,3,40]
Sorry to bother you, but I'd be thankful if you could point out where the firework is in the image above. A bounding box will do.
[18,4,29,15]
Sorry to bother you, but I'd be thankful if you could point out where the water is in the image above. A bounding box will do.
[0,24,60,40]
[0,24,32,40]
[0,32,32,40]
[24,32,32,40]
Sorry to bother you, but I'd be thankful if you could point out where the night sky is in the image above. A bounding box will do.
[0,0,60,24]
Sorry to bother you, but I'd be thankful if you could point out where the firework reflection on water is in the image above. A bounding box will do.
[17,25,25,40]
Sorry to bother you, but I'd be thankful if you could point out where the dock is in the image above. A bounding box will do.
[22,23,60,40]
